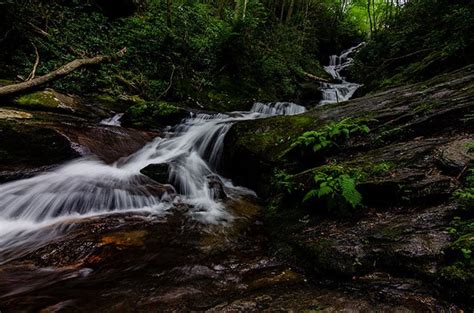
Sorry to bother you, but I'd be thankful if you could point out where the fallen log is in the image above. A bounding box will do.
[0,48,126,97]
[303,71,329,83]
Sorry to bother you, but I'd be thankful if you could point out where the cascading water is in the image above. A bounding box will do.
[319,42,365,105]
[100,113,124,126]
[0,102,305,260]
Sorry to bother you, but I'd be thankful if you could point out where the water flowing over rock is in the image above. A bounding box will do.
[319,43,364,105]
[100,113,124,126]
[0,102,305,261]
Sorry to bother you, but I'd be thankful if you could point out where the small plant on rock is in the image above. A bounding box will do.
[303,165,364,211]
[292,118,370,153]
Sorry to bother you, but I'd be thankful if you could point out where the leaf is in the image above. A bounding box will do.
[317,185,332,197]
[340,175,362,208]
[303,189,319,202]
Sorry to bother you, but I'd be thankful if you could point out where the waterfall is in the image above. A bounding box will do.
[319,43,364,105]
[0,102,305,258]
[100,113,124,126]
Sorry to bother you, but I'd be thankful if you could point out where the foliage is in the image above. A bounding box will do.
[293,118,370,153]
[303,165,364,210]
[0,0,365,112]
[442,168,474,288]
[351,0,474,92]
[273,169,296,194]
[454,169,474,212]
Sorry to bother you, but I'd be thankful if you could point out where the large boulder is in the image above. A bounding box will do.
[222,65,474,308]
[140,163,171,184]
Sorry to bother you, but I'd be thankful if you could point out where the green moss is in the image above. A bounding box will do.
[360,161,395,178]
[14,91,61,110]
[413,101,442,115]
[123,100,186,129]
[231,114,316,162]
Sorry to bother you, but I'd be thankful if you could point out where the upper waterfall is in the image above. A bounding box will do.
[319,43,364,105]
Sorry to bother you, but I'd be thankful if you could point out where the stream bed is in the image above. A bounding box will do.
[0,46,459,312]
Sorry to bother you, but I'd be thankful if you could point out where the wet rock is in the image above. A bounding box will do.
[54,124,158,163]
[222,65,474,309]
[141,163,171,184]
[0,119,78,169]
[207,175,228,200]
[99,230,148,247]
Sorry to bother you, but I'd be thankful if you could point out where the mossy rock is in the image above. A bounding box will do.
[12,89,91,116]
[121,100,189,129]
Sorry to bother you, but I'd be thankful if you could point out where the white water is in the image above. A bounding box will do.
[0,102,305,258]
[100,113,124,126]
[319,43,364,105]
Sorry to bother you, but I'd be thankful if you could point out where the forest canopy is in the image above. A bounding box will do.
[0,0,471,108]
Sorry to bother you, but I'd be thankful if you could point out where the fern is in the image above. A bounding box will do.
[304,166,363,210]
[292,118,371,154]
[340,175,362,208]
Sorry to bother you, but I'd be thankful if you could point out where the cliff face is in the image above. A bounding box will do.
[223,65,474,308]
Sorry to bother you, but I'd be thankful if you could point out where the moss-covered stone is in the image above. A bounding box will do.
[15,90,62,109]
[12,89,94,118]
[121,100,188,129]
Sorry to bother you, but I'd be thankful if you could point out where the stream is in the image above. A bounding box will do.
[0,48,382,312]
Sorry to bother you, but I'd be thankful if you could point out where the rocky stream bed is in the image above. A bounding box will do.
[0,65,472,312]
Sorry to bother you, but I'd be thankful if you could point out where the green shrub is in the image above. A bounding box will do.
[273,169,296,194]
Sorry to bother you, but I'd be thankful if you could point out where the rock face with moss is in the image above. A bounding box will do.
[0,89,159,181]
[121,100,189,129]
[222,65,474,308]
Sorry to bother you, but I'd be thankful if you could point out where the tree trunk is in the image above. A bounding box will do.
[286,0,294,23]
[367,0,373,34]
[242,0,248,19]
[0,49,126,98]
[166,0,173,26]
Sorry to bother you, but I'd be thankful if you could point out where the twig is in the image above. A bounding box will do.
[26,42,40,81]
[457,165,468,181]
[158,64,176,99]
[28,22,50,37]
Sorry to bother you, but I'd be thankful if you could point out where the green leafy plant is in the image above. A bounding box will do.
[273,169,295,194]
[293,118,370,153]
[303,165,364,210]
[454,169,474,211]
[465,140,474,154]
